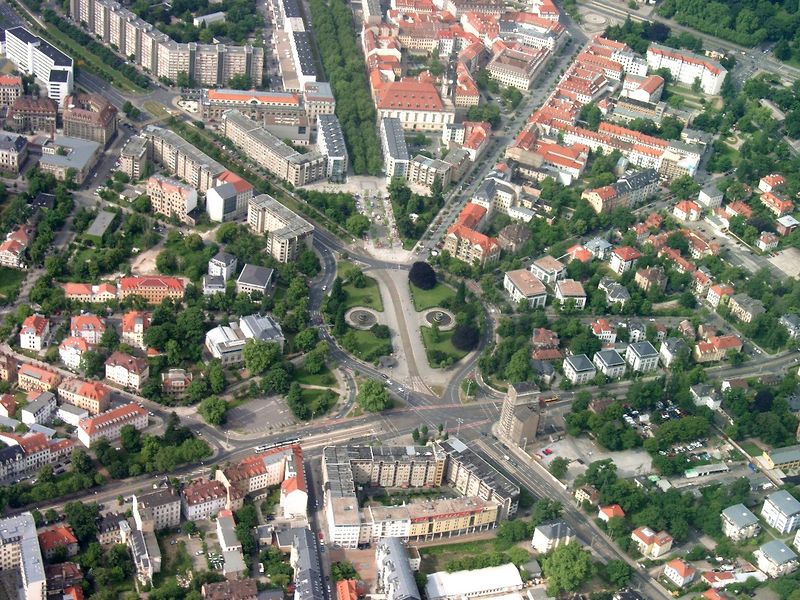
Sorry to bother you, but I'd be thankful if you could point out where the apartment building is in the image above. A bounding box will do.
[0,133,28,174]
[133,487,181,532]
[17,364,61,393]
[0,513,46,600]
[0,75,23,107]
[118,276,185,304]
[21,391,57,426]
[554,279,586,309]
[70,0,263,86]
[755,540,798,578]
[564,354,596,385]
[78,402,148,448]
[380,117,410,181]
[4,27,73,103]
[376,538,421,600]
[121,311,150,350]
[631,526,673,559]
[57,378,111,415]
[105,351,149,391]
[119,136,149,180]
[646,44,726,95]
[201,88,306,126]
[625,341,660,373]
[7,96,57,135]
[247,194,315,263]
[143,125,226,192]
[593,349,626,378]
[728,293,766,323]
[693,334,742,363]
[762,491,800,534]
[581,169,659,214]
[721,504,760,541]
[408,154,453,189]
[317,114,348,181]
[487,45,548,90]
[62,93,117,147]
[222,109,326,186]
[146,174,198,223]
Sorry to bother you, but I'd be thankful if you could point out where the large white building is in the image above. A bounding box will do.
[4,27,73,104]
[0,513,46,600]
[205,314,285,364]
[762,491,800,534]
[426,563,523,600]
[645,44,726,95]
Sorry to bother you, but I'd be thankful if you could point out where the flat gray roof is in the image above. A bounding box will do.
[40,136,99,171]
[85,210,116,239]
[382,118,409,161]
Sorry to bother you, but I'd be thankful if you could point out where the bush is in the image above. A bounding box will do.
[371,324,391,339]
[409,261,437,290]
[452,324,480,351]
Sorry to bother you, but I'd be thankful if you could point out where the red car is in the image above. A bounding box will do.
[543,448,553,456]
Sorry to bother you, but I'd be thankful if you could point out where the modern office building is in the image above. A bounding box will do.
[4,27,73,103]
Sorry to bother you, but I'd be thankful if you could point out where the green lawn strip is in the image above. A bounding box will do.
[420,327,468,366]
[294,364,337,387]
[42,24,143,94]
[740,441,765,457]
[299,387,338,415]
[0,267,26,300]
[409,282,456,311]
[144,101,170,118]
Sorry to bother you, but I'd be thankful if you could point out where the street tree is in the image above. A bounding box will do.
[356,379,390,412]
[409,262,437,290]
[541,542,594,595]
[198,396,229,425]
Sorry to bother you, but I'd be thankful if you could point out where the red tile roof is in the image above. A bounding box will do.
[38,526,78,553]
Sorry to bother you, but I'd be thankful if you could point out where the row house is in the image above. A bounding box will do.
[62,282,117,303]
[78,403,148,448]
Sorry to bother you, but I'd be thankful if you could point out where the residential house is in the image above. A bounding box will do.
[672,200,701,221]
[706,284,734,308]
[593,350,626,379]
[779,314,800,340]
[208,252,238,281]
[625,341,659,373]
[598,504,625,523]
[585,237,612,260]
[531,521,574,553]
[182,478,237,521]
[757,232,779,252]
[574,485,599,506]
[634,266,667,294]
[690,384,722,410]
[554,279,586,309]
[721,504,760,541]
[759,174,785,193]
[62,282,117,303]
[697,186,723,209]
[609,247,641,275]
[591,318,617,344]
[121,311,150,350]
[761,490,800,534]
[0,226,30,269]
[38,526,79,560]
[58,337,88,370]
[754,540,798,578]
[598,277,630,308]
[97,513,126,546]
[694,335,742,363]
[663,559,696,588]
[761,191,794,217]
[201,580,259,600]
[69,314,106,346]
[563,354,596,385]
[728,294,766,323]
[0,394,15,419]
[659,337,688,368]
[161,369,193,398]
[503,269,547,308]
[19,314,49,351]
[630,526,673,559]
[105,352,149,391]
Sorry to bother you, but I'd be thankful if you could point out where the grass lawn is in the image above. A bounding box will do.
[299,387,339,416]
[0,267,25,300]
[418,538,531,574]
[295,364,337,387]
[420,327,468,367]
[740,441,765,457]
[410,282,456,311]
[337,261,383,312]
[342,328,392,363]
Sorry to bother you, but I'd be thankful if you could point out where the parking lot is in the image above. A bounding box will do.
[225,394,297,435]
[535,435,653,482]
